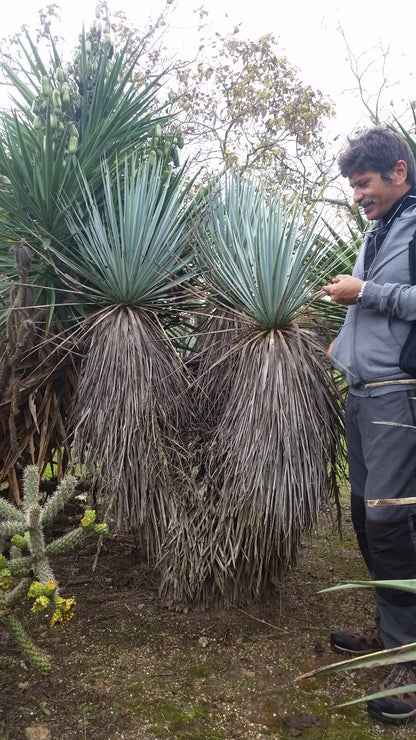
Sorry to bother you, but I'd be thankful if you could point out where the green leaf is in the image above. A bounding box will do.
[340,681,416,707]
[321,578,416,594]
[0,28,175,332]
[194,170,348,329]
[297,642,416,681]
[55,157,194,309]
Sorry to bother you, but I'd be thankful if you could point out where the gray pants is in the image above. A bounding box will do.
[346,390,416,649]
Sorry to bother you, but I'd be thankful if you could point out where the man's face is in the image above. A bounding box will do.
[349,165,408,221]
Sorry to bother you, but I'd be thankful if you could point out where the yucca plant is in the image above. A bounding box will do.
[392,106,416,163]
[158,172,348,607]
[0,27,171,317]
[321,215,362,335]
[0,20,178,493]
[47,156,196,560]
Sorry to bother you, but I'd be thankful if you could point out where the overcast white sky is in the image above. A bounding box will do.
[2,0,416,143]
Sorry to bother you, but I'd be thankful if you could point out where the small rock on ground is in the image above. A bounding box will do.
[25,725,52,740]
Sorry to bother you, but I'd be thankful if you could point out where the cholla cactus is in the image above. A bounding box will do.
[0,465,108,673]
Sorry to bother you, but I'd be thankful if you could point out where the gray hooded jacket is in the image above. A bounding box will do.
[329,202,416,396]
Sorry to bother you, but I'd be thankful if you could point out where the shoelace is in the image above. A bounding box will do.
[384,665,416,690]
[360,626,379,635]
[351,625,380,642]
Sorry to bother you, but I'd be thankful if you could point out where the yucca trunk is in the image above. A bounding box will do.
[158,172,346,608]
[70,305,192,560]
[0,243,77,498]
[159,309,343,606]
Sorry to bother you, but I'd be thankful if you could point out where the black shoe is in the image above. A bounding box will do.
[367,663,416,724]
[330,625,383,655]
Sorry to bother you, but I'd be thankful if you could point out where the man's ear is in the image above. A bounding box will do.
[392,159,408,185]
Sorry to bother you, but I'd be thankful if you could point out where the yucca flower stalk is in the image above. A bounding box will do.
[160,172,347,606]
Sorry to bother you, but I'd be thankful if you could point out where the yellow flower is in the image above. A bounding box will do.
[0,568,13,590]
[44,581,57,597]
[50,610,63,628]
[50,597,76,627]
[31,595,50,613]
[28,581,45,598]
[62,597,76,617]
[81,509,96,528]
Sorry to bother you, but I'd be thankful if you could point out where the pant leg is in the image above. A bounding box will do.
[351,390,416,648]
[346,394,373,573]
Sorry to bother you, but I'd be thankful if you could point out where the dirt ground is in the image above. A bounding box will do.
[1,503,416,740]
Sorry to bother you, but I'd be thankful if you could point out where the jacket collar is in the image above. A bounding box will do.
[380,185,416,227]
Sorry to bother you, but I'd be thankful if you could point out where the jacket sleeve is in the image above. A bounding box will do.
[361,280,416,321]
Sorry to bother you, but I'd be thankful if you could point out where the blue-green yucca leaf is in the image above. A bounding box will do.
[321,578,416,594]
[297,575,416,705]
[58,157,193,308]
[195,171,338,329]
[298,642,416,682]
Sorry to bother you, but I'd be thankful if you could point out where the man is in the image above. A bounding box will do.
[322,126,416,724]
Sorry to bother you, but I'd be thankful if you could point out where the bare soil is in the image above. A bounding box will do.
[1,504,416,740]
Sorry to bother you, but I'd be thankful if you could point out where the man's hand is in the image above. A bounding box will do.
[321,275,365,306]
[326,338,336,357]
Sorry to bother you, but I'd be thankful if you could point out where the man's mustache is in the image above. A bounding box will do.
[360,198,374,209]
